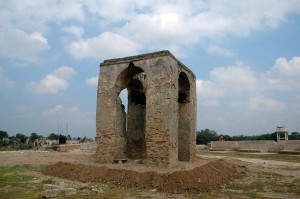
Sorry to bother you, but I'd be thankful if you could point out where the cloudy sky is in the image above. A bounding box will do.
[1,0,300,138]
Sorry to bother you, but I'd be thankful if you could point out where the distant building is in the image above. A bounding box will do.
[276,126,288,141]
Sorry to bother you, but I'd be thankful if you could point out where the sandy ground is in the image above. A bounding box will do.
[0,149,215,172]
[0,150,94,166]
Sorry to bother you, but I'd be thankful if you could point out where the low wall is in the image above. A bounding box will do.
[196,145,207,150]
[282,140,300,151]
[210,140,296,152]
[80,141,96,151]
[211,141,238,150]
[238,140,277,152]
[57,144,81,151]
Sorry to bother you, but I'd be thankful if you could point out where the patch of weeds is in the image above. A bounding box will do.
[281,178,300,194]
[63,182,145,199]
[0,165,44,198]
[226,171,283,195]
[41,178,55,184]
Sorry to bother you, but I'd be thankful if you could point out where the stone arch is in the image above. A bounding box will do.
[115,62,147,159]
[178,71,191,161]
[115,62,145,95]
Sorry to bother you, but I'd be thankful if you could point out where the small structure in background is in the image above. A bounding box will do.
[59,135,67,144]
[276,126,288,141]
[219,134,224,141]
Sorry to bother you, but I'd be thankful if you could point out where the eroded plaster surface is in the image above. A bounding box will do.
[95,51,196,167]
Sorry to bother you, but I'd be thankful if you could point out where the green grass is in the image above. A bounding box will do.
[0,146,32,151]
[0,165,44,199]
[0,165,159,199]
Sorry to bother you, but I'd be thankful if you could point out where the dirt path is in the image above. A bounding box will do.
[199,154,300,168]
[0,150,94,166]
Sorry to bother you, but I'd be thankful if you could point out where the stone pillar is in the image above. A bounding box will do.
[127,103,146,159]
[145,58,179,167]
[95,72,127,163]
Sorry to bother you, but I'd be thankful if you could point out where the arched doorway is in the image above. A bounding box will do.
[178,72,191,161]
[115,63,146,160]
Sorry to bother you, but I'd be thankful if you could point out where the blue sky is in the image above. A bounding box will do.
[1,0,300,138]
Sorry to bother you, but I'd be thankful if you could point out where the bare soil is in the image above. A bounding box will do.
[41,159,245,194]
[0,149,245,194]
[4,149,300,198]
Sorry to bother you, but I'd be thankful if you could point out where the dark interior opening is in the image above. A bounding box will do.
[128,79,146,105]
[178,72,190,103]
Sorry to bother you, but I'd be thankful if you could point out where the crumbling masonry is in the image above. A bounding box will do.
[95,51,196,167]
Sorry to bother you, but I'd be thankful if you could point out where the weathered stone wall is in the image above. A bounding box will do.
[177,69,197,162]
[127,103,146,159]
[95,51,196,167]
[144,56,179,166]
[95,63,128,163]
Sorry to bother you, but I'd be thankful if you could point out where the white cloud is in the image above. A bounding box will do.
[69,32,139,59]
[269,56,300,77]
[62,25,84,39]
[196,79,223,98]
[83,0,144,22]
[27,66,75,94]
[30,32,48,45]
[210,63,258,92]
[196,56,300,110]
[262,56,300,91]
[196,64,259,108]
[0,27,50,62]
[2,1,300,61]
[206,45,235,57]
[1,1,84,32]
[0,66,16,89]
[53,66,76,79]
[248,97,285,111]
[86,76,98,86]
[43,105,78,116]
[118,0,300,54]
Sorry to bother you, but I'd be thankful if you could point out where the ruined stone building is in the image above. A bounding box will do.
[95,51,196,167]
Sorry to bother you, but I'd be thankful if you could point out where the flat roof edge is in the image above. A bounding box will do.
[100,50,195,78]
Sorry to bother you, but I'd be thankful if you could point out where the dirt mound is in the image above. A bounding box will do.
[42,159,245,193]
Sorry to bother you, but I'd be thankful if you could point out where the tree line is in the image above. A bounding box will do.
[0,130,64,149]
[196,128,300,145]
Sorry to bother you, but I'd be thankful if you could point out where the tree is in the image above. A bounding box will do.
[0,130,9,140]
[16,133,27,143]
[289,132,300,140]
[0,131,9,147]
[67,134,72,140]
[29,132,42,142]
[196,129,219,145]
[47,133,59,140]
